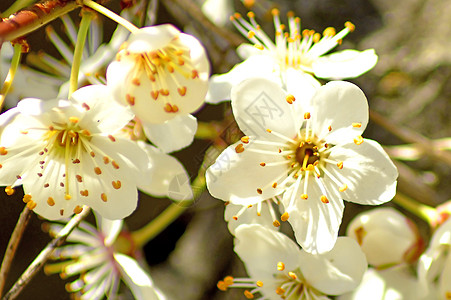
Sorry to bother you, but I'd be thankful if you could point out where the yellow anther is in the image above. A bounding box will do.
[266,129,272,133]
[260,162,266,166]
[301,194,308,200]
[233,12,242,19]
[256,281,263,287]
[286,94,295,104]
[241,136,250,143]
[257,188,263,194]
[272,182,278,188]
[5,186,14,195]
[276,287,285,295]
[328,125,332,131]
[26,200,37,210]
[302,29,310,36]
[354,135,364,145]
[271,8,280,16]
[247,11,255,18]
[65,194,72,200]
[281,212,289,222]
[337,161,344,169]
[254,44,264,50]
[304,112,311,119]
[47,197,55,206]
[313,32,321,43]
[248,31,256,39]
[323,27,336,36]
[320,195,329,203]
[69,116,79,124]
[0,147,8,156]
[23,194,32,203]
[217,281,228,291]
[235,144,245,153]
[288,272,297,280]
[339,184,348,192]
[244,290,254,299]
[273,220,281,227]
[352,122,362,128]
[277,261,285,271]
[243,0,255,8]
[112,180,122,189]
[354,226,366,245]
[224,276,234,285]
[73,205,83,214]
[345,21,355,32]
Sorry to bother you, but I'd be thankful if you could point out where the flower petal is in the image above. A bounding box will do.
[234,224,303,279]
[224,203,275,235]
[283,181,345,254]
[311,81,368,144]
[142,114,197,153]
[114,253,165,300]
[205,55,281,104]
[327,139,398,205]
[231,77,299,139]
[312,49,378,80]
[126,25,180,53]
[206,140,286,205]
[137,142,193,201]
[300,237,367,295]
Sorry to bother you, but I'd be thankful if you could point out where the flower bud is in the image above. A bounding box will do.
[347,207,424,268]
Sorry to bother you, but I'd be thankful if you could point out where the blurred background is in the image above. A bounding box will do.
[1,0,450,299]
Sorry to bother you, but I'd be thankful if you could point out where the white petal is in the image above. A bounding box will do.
[439,253,451,300]
[300,237,367,295]
[236,43,266,60]
[224,203,275,235]
[126,25,180,53]
[142,114,197,153]
[201,0,233,26]
[283,182,344,254]
[95,212,123,246]
[234,224,303,279]
[114,253,165,300]
[206,140,286,206]
[205,55,281,104]
[312,49,378,79]
[231,77,299,139]
[328,139,398,205]
[71,85,134,133]
[311,81,368,144]
[284,68,321,113]
[137,142,193,201]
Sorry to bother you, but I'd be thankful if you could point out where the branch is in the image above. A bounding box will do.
[1,206,91,300]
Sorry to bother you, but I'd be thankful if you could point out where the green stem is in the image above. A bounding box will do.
[0,44,22,111]
[68,9,93,98]
[195,121,220,140]
[82,0,139,33]
[1,0,35,18]
[132,175,206,248]
[393,192,437,225]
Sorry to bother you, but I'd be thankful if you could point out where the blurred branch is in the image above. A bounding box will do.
[0,207,31,296]
[0,0,81,43]
[2,206,90,300]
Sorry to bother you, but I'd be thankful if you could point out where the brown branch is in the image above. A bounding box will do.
[0,207,31,296]
[1,206,90,300]
[0,0,82,43]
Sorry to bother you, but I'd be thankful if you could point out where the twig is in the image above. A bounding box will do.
[0,207,31,296]
[370,109,451,166]
[0,0,82,43]
[163,0,246,48]
[2,206,91,300]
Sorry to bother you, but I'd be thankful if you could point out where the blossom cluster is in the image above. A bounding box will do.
[0,0,450,299]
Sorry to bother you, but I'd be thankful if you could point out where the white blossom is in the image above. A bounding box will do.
[206,78,398,253]
[0,85,150,220]
[417,217,451,299]
[206,9,377,103]
[107,24,210,124]
[347,207,424,268]
[218,224,367,299]
[45,214,165,300]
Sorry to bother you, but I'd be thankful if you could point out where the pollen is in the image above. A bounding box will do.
[235,143,245,153]
[247,31,256,39]
[323,27,336,36]
[112,161,120,169]
[277,261,285,271]
[256,280,263,287]
[80,190,89,197]
[301,193,308,199]
[240,136,250,143]
[69,117,79,124]
[345,21,355,32]
[94,167,102,175]
[288,271,297,280]
[177,86,187,96]
[112,180,122,189]
[5,186,14,195]
[217,281,228,291]
[273,220,281,227]
[47,197,55,206]
[76,175,83,182]
[65,194,72,200]
[244,290,254,299]
[281,212,289,222]
[132,78,141,86]
[352,122,362,128]
[304,112,311,119]
[103,156,110,164]
[23,194,32,203]
[271,8,280,16]
[101,193,108,202]
[337,161,344,169]
[73,205,83,214]
[354,135,364,145]
[320,195,329,203]
[0,147,8,155]
[275,287,285,295]
[26,200,37,210]
[260,162,266,166]
[126,94,135,106]
[286,94,295,104]
[151,91,159,100]
[339,184,348,192]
